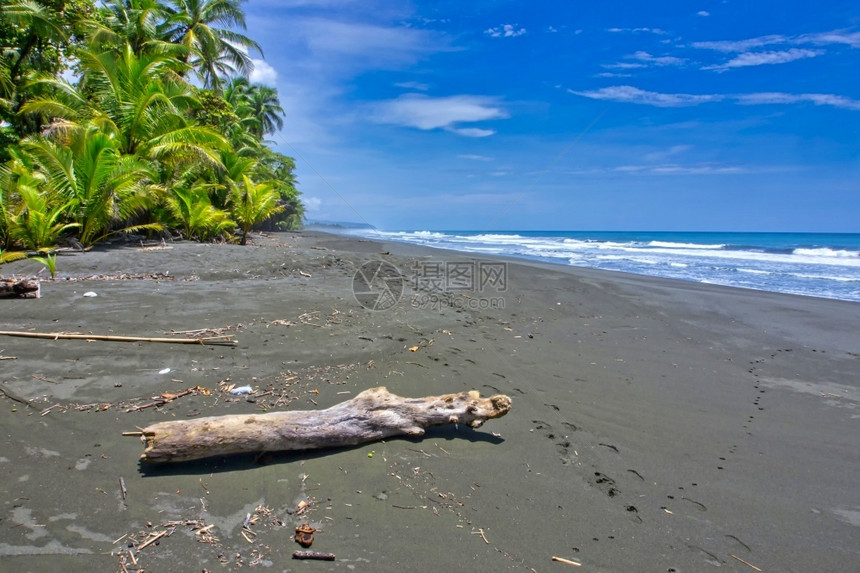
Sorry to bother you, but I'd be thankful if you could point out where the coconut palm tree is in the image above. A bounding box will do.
[23,42,229,162]
[165,177,234,240]
[246,84,284,138]
[230,175,282,244]
[161,0,260,91]
[91,0,173,55]
[22,123,158,247]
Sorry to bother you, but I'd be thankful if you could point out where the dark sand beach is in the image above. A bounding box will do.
[1,231,858,572]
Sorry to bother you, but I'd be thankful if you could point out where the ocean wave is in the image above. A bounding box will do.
[793,247,860,258]
[647,240,726,250]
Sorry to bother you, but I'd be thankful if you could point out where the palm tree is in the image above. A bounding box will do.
[230,176,282,244]
[246,84,284,138]
[22,123,157,247]
[23,42,229,161]
[92,0,173,55]
[165,178,234,240]
[161,0,261,91]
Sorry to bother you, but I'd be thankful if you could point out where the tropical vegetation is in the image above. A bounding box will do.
[0,0,303,261]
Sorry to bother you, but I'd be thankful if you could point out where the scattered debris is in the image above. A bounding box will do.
[292,551,334,561]
[294,524,315,547]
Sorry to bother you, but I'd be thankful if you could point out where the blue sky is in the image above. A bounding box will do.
[243,0,859,232]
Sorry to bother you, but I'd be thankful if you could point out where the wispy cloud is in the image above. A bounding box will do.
[570,85,860,111]
[703,48,822,71]
[395,81,430,91]
[370,94,509,136]
[694,30,860,52]
[692,35,789,52]
[569,86,723,107]
[799,30,860,48]
[607,27,668,35]
[735,92,860,110]
[697,11,710,17]
[614,163,748,175]
[485,24,527,38]
[458,154,494,161]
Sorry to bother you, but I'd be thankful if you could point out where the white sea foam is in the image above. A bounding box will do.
[346,229,860,302]
[794,247,859,258]
[648,240,726,250]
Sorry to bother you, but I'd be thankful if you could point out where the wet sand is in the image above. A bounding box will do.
[1,230,858,572]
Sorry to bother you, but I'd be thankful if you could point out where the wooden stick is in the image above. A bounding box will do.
[292,551,335,561]
[136,530,168,552]
[551,556,582,567]
[0,330,236,345]
[730,554,763,571]
[128,386,512,464]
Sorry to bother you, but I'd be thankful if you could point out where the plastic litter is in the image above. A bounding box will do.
[82,291,98,297]
[158,368,171,375]
[229,385,253,395]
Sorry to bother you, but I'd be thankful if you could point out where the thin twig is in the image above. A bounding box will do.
[730,554,763,571]
[551,556,582,567]
[136,530,168,552]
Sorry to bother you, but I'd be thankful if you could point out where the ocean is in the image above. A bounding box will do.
[344,229,860,302]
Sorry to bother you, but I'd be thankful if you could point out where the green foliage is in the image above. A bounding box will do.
[230,175,283,244]
[0,0,303,253]
[30,252,57,278]
[165,179,234,240]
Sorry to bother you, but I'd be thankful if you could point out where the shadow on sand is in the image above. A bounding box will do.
[138,425,505,477]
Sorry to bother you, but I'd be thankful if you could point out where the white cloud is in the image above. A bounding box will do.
[697,11,710,17]
[735,92,860,110]
[458,154,493,161]
[615,164,747,175]
[692,35,788,52]
[800,30,860,47]
[606,51,686,69]
[484,24,527,38]
[569,86,723,107]
[249,59,278,86]
[370,94,509,135]
[395,81,430,91]
[607,27,668,35]
[448,127,496,137]
[304,196,322,211]
[703,48,822,71]
[570,85,860,111]
[693,29,860,54]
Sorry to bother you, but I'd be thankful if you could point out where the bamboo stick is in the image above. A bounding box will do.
[0,330,236,346]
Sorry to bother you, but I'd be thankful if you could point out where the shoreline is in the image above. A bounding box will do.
[328,227,860,304]
[1,230,858,571]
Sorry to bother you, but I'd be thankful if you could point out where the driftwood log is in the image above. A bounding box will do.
[0,279,40,298]
[129,386,512,463]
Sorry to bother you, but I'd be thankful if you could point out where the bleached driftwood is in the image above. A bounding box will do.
[129,386,512,463]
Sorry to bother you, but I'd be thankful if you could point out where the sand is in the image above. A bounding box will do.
[0,230,858,572]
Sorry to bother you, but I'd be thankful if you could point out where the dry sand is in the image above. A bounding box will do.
[0,231,858,572]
